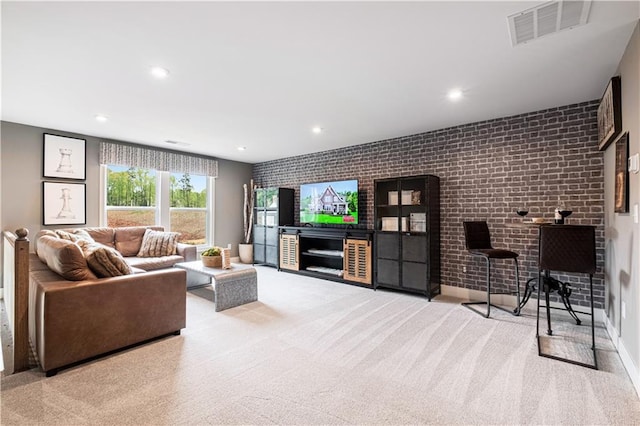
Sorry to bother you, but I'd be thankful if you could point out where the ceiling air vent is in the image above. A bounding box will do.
[508,0,591,47]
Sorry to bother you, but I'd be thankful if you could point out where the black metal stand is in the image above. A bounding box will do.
[518,273,584,330]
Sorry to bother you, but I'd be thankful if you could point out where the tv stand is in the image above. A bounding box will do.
[278,226,373,287]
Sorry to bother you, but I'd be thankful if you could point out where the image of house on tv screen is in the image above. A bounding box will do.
[300,180,359,225]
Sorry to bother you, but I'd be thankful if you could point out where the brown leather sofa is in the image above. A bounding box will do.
[30,226,193,376]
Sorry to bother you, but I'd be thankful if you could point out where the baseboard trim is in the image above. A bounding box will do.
[604,314,640,398]
[440,284,605,323]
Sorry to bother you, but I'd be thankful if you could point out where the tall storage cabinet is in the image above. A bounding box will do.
[374,175,440,299]
[253,188,294,267]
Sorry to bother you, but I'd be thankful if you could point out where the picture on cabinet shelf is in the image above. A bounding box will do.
[299,179,358,225]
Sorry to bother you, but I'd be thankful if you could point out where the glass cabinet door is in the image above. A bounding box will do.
[264,188,279,209]
[255,189,267,208]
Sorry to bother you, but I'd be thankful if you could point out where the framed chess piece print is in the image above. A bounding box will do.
[43,133,86,180]
[43,181,86,225]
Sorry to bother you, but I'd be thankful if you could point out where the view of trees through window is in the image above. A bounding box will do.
[170,172,207,245]
[106,165,208,245]
[106,166,156,228]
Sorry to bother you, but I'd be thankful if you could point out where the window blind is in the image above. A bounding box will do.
[99,142,218,177]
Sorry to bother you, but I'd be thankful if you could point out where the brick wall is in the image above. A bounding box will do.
[253,100,605,308]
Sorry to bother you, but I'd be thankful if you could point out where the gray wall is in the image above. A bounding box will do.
[605,22,640,386]
[0,121,252,256]
[214,157,254,254]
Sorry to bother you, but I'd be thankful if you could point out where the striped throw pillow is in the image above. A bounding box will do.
[137,229,179,257]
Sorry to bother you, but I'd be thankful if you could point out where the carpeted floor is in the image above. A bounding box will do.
[1,266,639,425]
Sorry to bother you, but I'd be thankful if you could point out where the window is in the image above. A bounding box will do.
[105,165,156,227]
[170,172,207,245]
[103,165,213,247]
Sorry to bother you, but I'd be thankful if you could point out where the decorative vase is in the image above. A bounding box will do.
[202,254,222,268]
[238,243,253,264]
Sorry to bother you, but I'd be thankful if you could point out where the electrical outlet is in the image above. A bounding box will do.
[463,266,467,273]
[622,301,626,319]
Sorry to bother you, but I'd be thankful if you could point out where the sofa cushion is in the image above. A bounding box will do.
[126,255,184,271]
[82,227,116,249]
[77,240,133,278]
[114,226,162,257]
[36,236,98,281]
[137,229,179,257]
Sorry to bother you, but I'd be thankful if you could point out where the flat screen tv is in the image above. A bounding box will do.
[300,179,358,225]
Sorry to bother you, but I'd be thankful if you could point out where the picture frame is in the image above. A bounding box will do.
[614,132,629,214]
[43,181,86,225]
[597,76,622,151]
[43,133,86,180]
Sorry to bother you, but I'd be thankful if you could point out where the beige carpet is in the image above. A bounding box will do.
[1,266,639,425]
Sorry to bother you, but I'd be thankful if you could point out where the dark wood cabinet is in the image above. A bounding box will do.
[374,175,440,299]
[279,226,373,287]
[253,188,294,267]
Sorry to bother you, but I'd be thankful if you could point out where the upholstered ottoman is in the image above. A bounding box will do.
[212,267,258,311]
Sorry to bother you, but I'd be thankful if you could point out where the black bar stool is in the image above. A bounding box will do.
[537,224,597,369]
[462,221,521,318]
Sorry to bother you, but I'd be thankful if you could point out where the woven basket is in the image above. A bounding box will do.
[202,254,222,268]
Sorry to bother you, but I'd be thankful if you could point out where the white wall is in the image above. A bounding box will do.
[604,21,640,394]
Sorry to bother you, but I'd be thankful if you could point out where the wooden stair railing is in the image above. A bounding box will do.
[2,228,30,373]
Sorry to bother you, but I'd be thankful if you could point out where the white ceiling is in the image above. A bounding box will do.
[2,1,639,164]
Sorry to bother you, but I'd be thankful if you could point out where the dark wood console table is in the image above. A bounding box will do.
[278,226,373,287]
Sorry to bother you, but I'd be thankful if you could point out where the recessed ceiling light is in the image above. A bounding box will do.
[312,126,323,134]
[237,146,246,151]
[165,140,190,147]
[447,89,463,101]
[95,114,108,122]
[150,67,170,79]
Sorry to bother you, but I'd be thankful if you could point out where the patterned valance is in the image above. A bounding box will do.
[99,142,218,177]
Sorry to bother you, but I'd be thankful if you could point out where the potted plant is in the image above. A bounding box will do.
[201,246,222,268]
[239,179,256,264]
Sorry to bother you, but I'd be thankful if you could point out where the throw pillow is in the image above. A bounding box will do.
[137,229,179,257]
[55,229,95,243]
[73,229,95,242]
[36,236,98,281]
[77,240,132,278]
[33,230,58,257]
